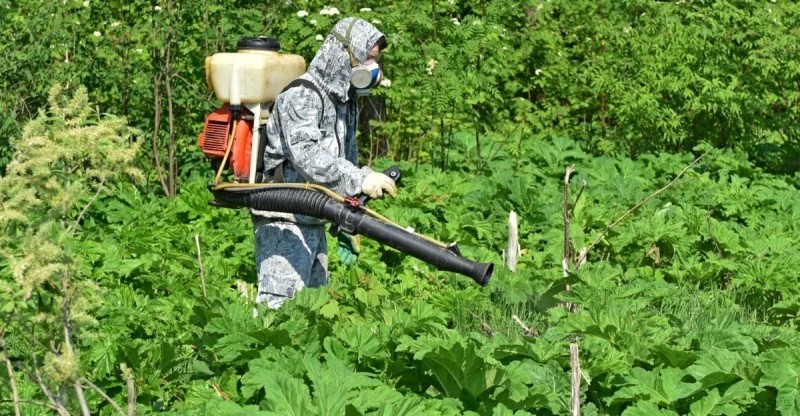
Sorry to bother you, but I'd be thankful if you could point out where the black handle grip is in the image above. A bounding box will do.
[358,165,401,207]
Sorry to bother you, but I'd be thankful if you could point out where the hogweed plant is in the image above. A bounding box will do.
[0,85,141,415]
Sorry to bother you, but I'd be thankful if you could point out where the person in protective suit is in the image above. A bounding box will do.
[251,17,397,309]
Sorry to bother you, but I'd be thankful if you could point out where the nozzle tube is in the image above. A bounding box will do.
[210,187,492,286]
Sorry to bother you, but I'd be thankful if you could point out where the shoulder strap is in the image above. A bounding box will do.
[280,78,325,126]
[272,79,326,183]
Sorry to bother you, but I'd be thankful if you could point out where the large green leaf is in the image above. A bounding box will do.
[610,367,701,407]
[759,348,800,416]
[240,369,314,416]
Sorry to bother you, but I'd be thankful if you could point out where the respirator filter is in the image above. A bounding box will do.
[350,61,383,90]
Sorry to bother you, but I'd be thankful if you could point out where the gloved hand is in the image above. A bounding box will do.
[337,232,360,265]
[361,172,397,199]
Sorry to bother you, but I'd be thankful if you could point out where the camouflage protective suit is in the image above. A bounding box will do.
[251,17,385,308]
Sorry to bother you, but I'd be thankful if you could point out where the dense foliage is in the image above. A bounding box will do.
[2,0,800,415]
[1,0,798,176]
[3,89,800,413]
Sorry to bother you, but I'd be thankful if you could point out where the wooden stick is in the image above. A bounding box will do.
[563,166,581,416]
[506,211,519,272]
[195,234,207,298]
[570,343,581,416]
[120,363,136,416]
[127,370,136,416]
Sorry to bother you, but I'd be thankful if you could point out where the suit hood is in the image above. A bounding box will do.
[307,17,385,102]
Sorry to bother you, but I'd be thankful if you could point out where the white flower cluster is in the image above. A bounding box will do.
[316,34,324,41]
[380,78,392,87]
[320,6,340,15]
[451,18,460,26]
[426,58,438,75]
[297,10,309,17]
[359,7,372,12]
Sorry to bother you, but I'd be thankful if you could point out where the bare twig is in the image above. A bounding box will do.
[563,165,575,287]
[1,330,22,416]
[511,315,538,337]
[576,151,708,266]
[195,234,207,297]
[81,378,126,416]
[68,178,106,236]
[568,180,587,219]
[465,309,494,337]
[165,0,177,197]
[31,354,69,416]
[150,72,169,194]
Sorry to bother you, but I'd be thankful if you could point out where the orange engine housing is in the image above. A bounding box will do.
[198,104,255,181]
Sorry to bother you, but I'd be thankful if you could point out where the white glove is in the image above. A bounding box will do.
[361,172,397,198]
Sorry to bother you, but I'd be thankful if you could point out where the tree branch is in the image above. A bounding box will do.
[31,353,69,416]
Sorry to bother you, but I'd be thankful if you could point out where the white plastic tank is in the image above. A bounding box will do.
[205,37,306,105]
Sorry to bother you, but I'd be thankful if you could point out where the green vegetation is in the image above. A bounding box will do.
[1,0,799,415]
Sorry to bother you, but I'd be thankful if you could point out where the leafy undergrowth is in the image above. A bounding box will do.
[4,135,800,415]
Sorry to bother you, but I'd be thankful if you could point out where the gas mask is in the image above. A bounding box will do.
[331,19,384,96]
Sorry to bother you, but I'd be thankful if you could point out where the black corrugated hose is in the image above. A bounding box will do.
[210,185,493,286]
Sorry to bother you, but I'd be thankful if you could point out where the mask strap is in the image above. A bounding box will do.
[331,18,361,67]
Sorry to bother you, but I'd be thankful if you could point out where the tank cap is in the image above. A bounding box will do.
[237,37,281,52]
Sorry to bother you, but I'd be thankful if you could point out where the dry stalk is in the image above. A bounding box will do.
[1,330,22,416]
[121,363,136,416]
[60,273,91,416]
[563,165,581,416]
[511,315,539,337]
[195,234,207,297]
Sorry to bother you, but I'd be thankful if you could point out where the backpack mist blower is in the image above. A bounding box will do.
[197,37,493,286]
